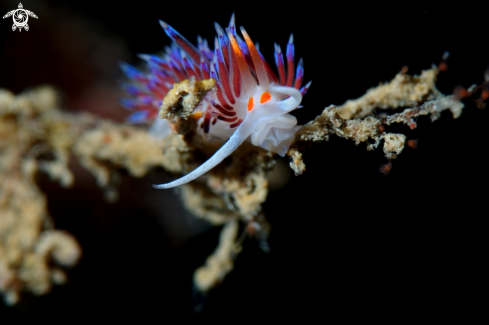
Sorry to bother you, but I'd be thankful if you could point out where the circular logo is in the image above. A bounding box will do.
[13,9,28,28]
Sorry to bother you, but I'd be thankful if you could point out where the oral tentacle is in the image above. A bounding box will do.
[153,124,251,189]
[271,85,302,112]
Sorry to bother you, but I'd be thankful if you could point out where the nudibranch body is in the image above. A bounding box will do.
[120,15,311,189]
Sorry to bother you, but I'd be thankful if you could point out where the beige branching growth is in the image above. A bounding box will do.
[0,84,274,302]
[336,67,442,119]
[193,218,239,292]
[288,67,465,175]
[159,77,216,134]
[0,63,477,303]
[74,121,190,186]
[0,87,82,306]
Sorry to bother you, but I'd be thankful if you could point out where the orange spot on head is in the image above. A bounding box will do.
[401,66,409,74]
[248,96,254,111]
[438,62,448,72]
[260,91,272,104]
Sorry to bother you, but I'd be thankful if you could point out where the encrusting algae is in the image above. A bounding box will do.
[0,60,484,303]
[0,84,274,302]
[0,87,81,305]
[287,65,465,175]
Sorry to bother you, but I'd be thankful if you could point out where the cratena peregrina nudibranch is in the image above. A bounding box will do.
[120,14,311,189]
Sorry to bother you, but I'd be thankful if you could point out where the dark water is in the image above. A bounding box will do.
[0,1,487,322]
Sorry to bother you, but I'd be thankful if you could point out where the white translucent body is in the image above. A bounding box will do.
[152,84,302,189]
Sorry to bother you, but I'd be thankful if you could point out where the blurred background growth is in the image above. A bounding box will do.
[0,0,488,322]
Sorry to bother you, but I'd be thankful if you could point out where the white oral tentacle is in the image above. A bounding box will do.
[270,85,302,112]
[153,124,250,189]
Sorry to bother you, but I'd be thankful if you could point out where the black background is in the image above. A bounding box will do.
[0,0,487,322]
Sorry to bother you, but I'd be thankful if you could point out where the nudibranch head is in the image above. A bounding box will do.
[120,14,311,189]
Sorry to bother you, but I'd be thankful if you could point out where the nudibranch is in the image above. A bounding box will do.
[120,15,311,189]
